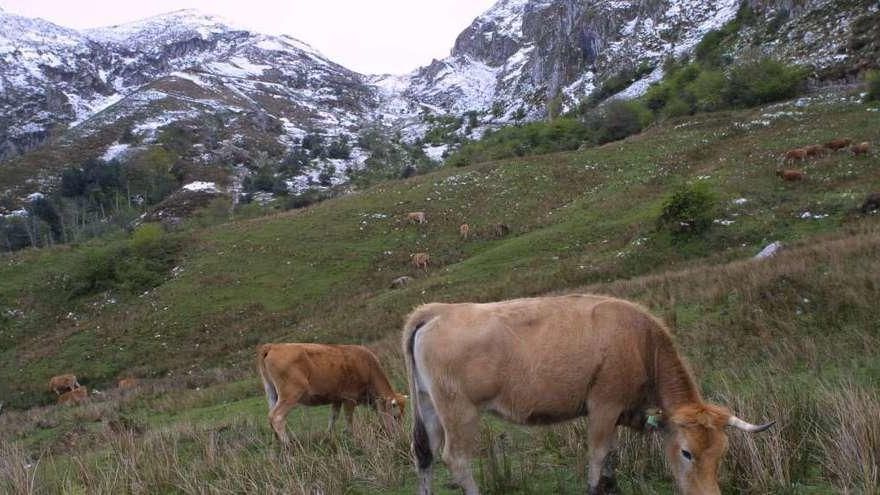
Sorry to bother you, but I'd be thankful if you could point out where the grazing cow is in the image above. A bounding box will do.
[118,378,139,390]
[776,169,805,181]
[58,386,89,406]
[783,148,807,163]
[825,138,853,151]
[861,192,880,214]
[403,295,774,495]
[851,141,870,156]
[411,252,430,271]
[257,343,408,445]
[492,223,510,238]
[804,144,826,158]
[48,374,80,395]
[459,223,470,240]
[407,212,428,224]
[390,275,414,289]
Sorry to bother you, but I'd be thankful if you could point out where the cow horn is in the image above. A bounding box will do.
[727,415,775,432]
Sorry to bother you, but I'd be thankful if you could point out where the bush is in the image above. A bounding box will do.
[445,118,590,166]
[284,189,328,210]
[657,182,717,237]
[723,58,806,107]
[584,100,652,144]
[865,70,880,102]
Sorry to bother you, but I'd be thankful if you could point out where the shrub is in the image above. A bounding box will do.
[865,70,880,102]
[723,58,806,108]
[284,189,328,210]
[584,100,652,144]
[445,118,590,166]
[657,182,717,237]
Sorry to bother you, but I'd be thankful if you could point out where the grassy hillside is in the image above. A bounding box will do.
[1,91,879,493]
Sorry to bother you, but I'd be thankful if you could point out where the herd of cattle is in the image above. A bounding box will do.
[403,211,510,275]
[777,138,871,181]
[47,373,138,406]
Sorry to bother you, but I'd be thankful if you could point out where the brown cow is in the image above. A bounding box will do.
[776,169,805,181]
[459,223,470,240]
[58,386,89,406]
[411,252,430,271]
[257,343,408,445]
[783,148,807,163]
[48,374,80,395]
[851,141,870,156]
[118,378,139,390]
[825,138,853,151]
[492,223,510,238]
[804,144,826,158]
[407,212,428,224]
[403,295,773,495]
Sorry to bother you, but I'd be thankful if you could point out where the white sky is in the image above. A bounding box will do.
[0,0,498,74]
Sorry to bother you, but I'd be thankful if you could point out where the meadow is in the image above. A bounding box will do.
[1,91,879,493]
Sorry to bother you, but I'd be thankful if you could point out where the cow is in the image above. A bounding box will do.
[492,223,510,238]
[851,141,870,156]
[402,295,774,495]
[407,212,428,224]
[783,148,807,164]
[58,386,89,406]
[257,343,408,445]
[391,276,415,289]
[804,144,826,158]
[861,192,880,214]
[411,252,430,271]
[48,374,80,395]
[459,223,470,240]
[118,378,139,390]
[825,138,853,151]
[776,169,805,181]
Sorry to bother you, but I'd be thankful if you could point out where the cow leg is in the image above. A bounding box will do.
[328,402,341,433]
[437,401,480,495]
[268,397,300,446]
[587,409,620,495]
[342,400,356,432]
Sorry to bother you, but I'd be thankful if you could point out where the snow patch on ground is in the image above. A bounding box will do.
[101,142,131,162]
[182,181,220,193]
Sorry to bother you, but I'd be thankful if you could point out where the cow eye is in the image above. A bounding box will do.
[681,449,693,461]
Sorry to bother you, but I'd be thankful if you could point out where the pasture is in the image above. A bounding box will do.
[1,91,879,493]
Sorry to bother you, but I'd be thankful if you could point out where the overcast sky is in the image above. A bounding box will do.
[0,0,498,74]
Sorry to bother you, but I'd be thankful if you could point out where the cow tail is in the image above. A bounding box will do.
[403,307,439,471]
[257,344,278,409]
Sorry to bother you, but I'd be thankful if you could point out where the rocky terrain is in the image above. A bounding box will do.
[1,0,877,206]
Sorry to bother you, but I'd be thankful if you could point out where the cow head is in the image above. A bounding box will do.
[377,393,409,431]
[660,403,774,495]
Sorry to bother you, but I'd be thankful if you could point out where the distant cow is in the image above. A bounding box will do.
[776,169,805,181]
[257,343,407,445]
[407,212,427,224]
[403,295,774,495]
[804,144,826,158]
[58,386,89,406]
[459,223,470,240]
[390,276,414,289]
[851,141,870,156]
[411,252,430,271]
[118,378,139,390]
[825,138,853,151]
[492,223,510,238]
[861,192,880,214]
[48,374,80,395]
[783,148,807,163]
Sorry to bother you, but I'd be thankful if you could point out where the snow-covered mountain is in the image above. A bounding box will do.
[1,1,876,202]
[0,9,376,168]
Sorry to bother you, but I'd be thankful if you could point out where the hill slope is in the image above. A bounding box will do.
[0,92,879,493]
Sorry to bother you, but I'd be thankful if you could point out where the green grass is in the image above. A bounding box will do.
[1,92,879,493]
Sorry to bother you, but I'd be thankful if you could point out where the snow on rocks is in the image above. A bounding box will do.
[101,142,131,162]
[182,181,221,193]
